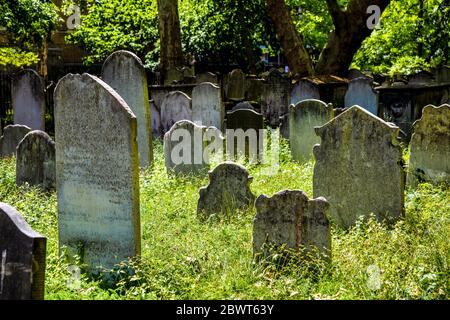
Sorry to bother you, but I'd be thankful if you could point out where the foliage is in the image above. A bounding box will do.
[0,140,448,300]
[353,0,450,76]
[0,47,39,68]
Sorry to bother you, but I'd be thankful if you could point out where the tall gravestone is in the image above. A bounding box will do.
[408,104,450,187]
[313,106,405,228]
[261,69,290,126]
[160,91,192,134]
[290,79,320,106]
[253,190,330,259]
[197,162,255,219]
[0,203,46,300]
[12,69,45,131]
[102,50,153,167]
[164,120,209,175]
[289,100,333,162]
[16,130,56,191]
[54,73,140,273]
[345,77,379,115]
[192,82,224,130]
[226,69,245,101]
[0,125,32,157]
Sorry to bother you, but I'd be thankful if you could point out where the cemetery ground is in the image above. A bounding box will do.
[0,139,448,300]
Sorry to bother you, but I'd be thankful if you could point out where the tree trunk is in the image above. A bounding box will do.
[157,0,184,75]
[315,0,390,76]
[266,0,313,77]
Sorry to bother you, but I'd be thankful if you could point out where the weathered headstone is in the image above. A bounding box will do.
[197,72,218,84]
[226,69,246,101]
[54,73,140,273]
[232,101,254,111]
[290,79,320,106]
[345,77,379,115]
[164,68,184,85]
[102,50,153,167]
[253,190,330,259]
[12,69,45,131]
[197,162,255,219]
[150,100,162,138]
[0,203,46,300]
[408,104,450,187]
[225,109,264,161]
[289,99,333,162]
[347,69,366,80]
[261,69,290,126]
[192,82,224,130]
[163,120,208,175]
[0,125,32,157]
[160,91,192,134]
[16,130,55,190]
[313,106,405,228]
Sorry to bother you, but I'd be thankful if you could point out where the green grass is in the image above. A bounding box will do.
[0,139,448,300]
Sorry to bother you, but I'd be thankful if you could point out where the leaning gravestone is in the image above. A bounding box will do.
[197,162,255,219]
[289,99,333,162]
[226,69,246,101]
[16,130,56,191]
[261,69,290,126]
[160,91,192,134]
[290,79,320,106]
[253,190,330,259]
[102,50,153,167]
[54,73,140,273]
[408,104,450,187]
[12,69,45,131]
[0,203,46,300]
[0,125,32,157]
[164,120,209,175]
[313,106,405,228]
[192,82,224,130]
[225,109,264,162]
[345,77,379,115]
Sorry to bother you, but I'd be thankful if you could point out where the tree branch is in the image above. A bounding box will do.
[325,0,345,29]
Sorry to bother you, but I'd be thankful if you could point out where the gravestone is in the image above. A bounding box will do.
[313,106,405,228]
[261,69,290,126]
[226,69,246,101]
[164,68,184,85]
[345,77,379,115]
[197,72,218,84]
[0,125,32,157]
[192,82,224,130]
[54,73,140,273]
[102,50,153,167]
[150,100,162,138]
[253,190,330,259]
[289,100,333,162]
[197,162,255,219]
[408,104,450,187]
[163,120,209,175]
[245,77,264,103]
[232,101,255,111]
[160,91,192,134]
[16,130,56,191]
[0,203,46,300]
[347,69,366,80]
[435,65,450,83]
[290,79,320,106]
[12,69,45,130]
[225,109,264,161]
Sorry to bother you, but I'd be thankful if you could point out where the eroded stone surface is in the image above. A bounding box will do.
[0,125,32,157]
[160,91,192,134]
[289,99,333,162]
[0,203,46,300]
[197,162,255,219]
[12,69,45,130]
[102,50,153,167]
[313,106,405,228]
[16,130,55,190]
[54,73,140,272]
[408,104,450,186]
[192,82,224,130]
[253,190,330,259]
[261,69,290,126]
